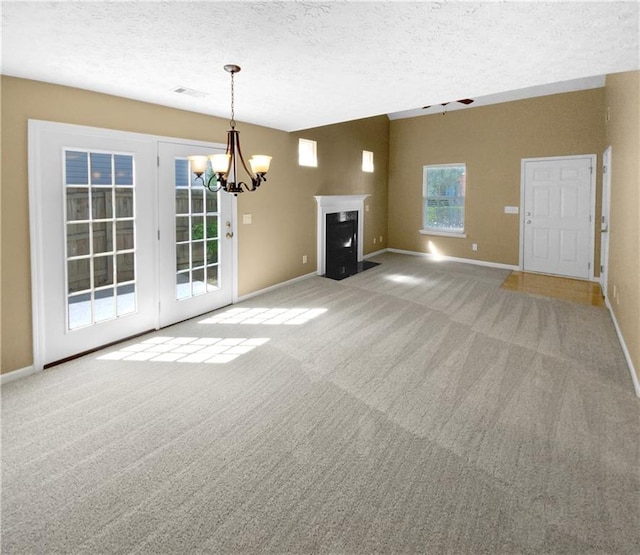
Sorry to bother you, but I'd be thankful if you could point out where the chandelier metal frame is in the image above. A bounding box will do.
[190,65,271,195]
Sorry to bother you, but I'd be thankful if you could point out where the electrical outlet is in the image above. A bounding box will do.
[242,213,252,225]
[302,255,307,264]
[365,205,370,212]
[379,235,383,243]
[472,243,478,251]
[613,284,617,298]
[373,237,377,244]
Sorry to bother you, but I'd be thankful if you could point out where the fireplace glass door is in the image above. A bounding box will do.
[325,211,358,279]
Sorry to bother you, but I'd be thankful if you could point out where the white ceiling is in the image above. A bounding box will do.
[2,1,639,132]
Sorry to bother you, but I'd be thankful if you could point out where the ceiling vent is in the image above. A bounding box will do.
[171,86,208,98]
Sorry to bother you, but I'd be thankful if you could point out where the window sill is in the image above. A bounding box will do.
[419,229,467,239]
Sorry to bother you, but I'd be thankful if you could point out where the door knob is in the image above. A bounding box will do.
[526,220,532,224]
[526,212,531,216]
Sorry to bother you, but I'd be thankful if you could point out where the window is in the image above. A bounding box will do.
[174,158,219,300]
[421,164,466,236]
[362,150,374,172]
[64,149,137,329]
[298,138,317,167]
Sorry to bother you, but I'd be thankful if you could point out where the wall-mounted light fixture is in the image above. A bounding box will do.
[189,65,272,195]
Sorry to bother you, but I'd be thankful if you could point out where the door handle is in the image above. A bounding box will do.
[526,212,531,216]
[526,220,532,224]
[225,231,234,238]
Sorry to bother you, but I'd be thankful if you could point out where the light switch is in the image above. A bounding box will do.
[242,213,252,224]
[504,206,519,214]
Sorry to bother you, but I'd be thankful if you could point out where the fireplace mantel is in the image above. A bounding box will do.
[314,195,369,276]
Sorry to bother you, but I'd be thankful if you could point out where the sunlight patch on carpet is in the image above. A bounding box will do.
[96,336,270,364]
[199,307,327,326]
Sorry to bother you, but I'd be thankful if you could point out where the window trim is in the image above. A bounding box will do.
[420,163,466,235]
[419,229,467,238]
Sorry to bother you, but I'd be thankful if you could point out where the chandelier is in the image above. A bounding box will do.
[189,64,272,195]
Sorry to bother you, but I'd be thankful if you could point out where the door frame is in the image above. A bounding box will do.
[518,154,597,280]
[600,146,612,297]
[28,120,238,371]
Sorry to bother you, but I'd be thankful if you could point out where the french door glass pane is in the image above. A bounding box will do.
[116,220,134,250]
[64,149,137,330]
[65,151,89,184]
[67,189,90,221]
[92,189,113,219]
[117,253,135,282]
[90,153,112,185]
[206,240,218,264]
[67,223,90,256]
[207,265,219,288]
[117,284,136,315]
[68,259,91,293]
[94,255,114,287]
[94,288,116,322]
[93,222,113,254]
[174,158,220,300]
[68,293,91,329]
[114,155,133,185]
[115,189,134,218]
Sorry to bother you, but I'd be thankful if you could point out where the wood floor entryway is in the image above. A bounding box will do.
[502,271,604,307]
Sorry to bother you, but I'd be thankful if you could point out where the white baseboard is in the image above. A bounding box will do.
[1,365,38,385]
[364,248,387,259]
[605,298,640,398]
[387,248,519,271]
[236,271,317,303]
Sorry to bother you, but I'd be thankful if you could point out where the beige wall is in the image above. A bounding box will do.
[388,89,605,266]
[605,71,640,383]
[3,74,636,387]
[1,77,386,374]
[292,115,390,253]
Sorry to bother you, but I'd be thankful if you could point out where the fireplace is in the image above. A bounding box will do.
[314,195,379,280]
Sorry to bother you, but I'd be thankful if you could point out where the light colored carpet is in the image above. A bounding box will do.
[2,252,639,554]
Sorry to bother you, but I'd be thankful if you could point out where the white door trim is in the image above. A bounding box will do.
[28,119,237,371]
[518,154,597,280]
[600,146,612,295]
[28,120,47,371]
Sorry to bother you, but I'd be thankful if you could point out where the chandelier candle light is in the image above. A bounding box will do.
[189,64,272,195]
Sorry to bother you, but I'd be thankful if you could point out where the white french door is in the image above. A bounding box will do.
[158,142,234,327]
[29,122,236,368]
[30,121,158,366]
[521,155,595,279]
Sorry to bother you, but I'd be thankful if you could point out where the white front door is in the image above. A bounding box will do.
[522,156,594,279]
[157,142,235,327]
[30,121,158,366]
[600,147,612,297]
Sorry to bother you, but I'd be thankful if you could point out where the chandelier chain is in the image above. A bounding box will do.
[230,70,236,129]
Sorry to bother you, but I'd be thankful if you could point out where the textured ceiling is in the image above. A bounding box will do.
[2,1,639,131]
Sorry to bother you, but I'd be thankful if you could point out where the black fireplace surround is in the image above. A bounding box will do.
[324,211,379,280]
